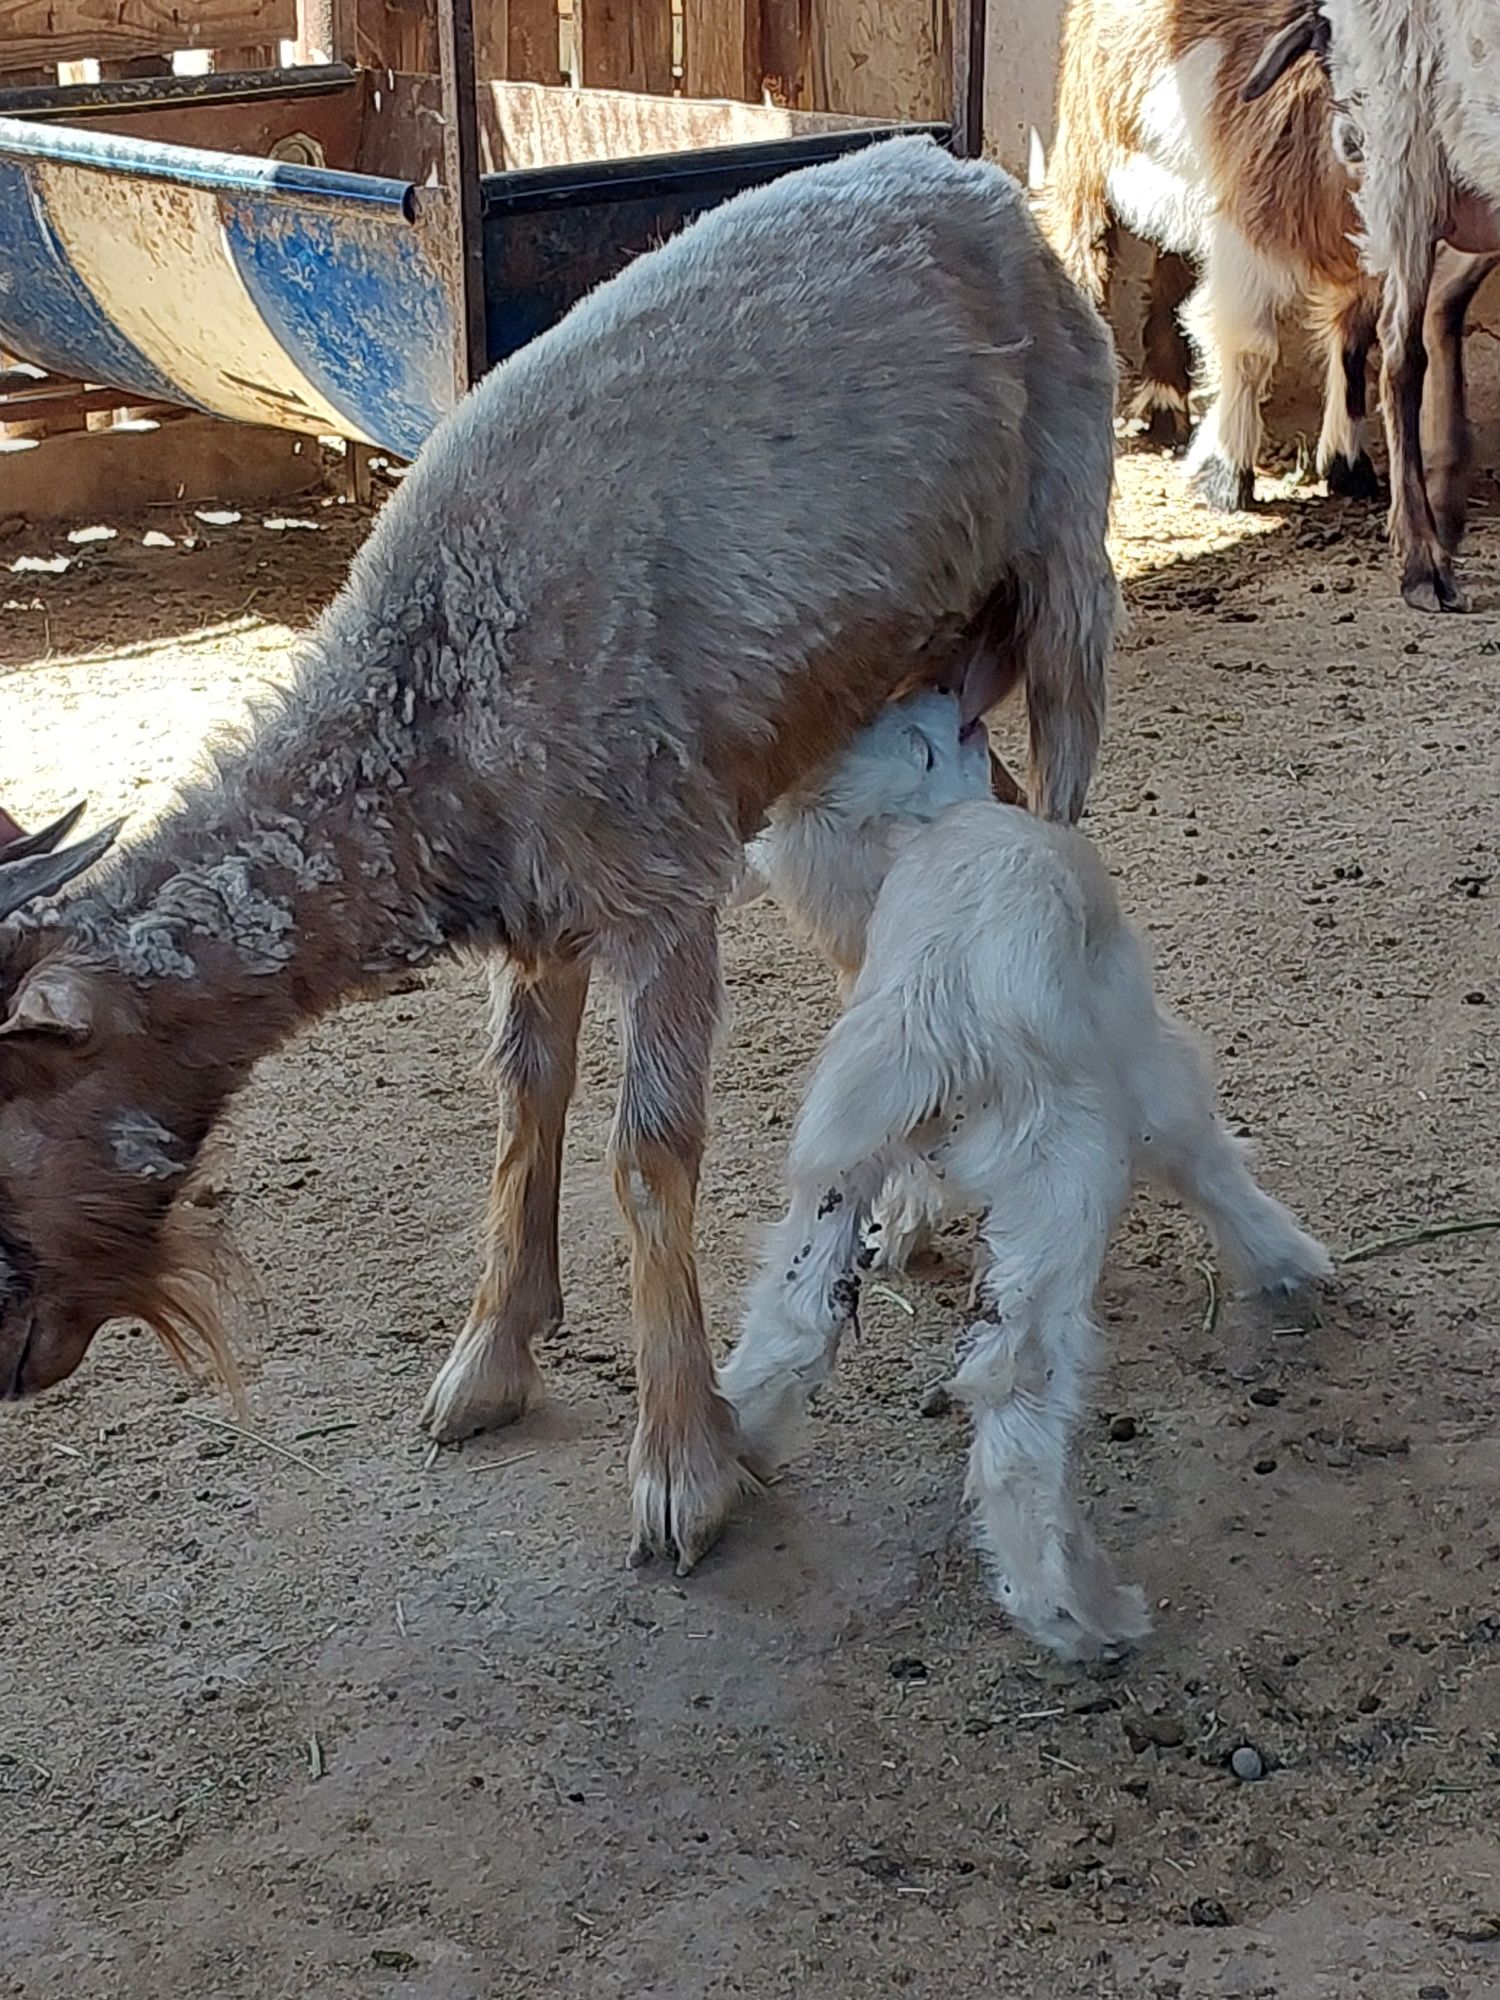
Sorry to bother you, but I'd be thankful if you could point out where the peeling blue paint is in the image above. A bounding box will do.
[0,157,187,405]
[223,198,452,460]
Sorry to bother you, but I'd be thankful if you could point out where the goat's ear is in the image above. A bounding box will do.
[905,727,937,772]
[0,963,98,1040]
[1243,8,1320,100]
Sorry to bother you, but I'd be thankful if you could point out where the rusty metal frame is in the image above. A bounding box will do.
[951,0,987,158]
[435,0,487,400]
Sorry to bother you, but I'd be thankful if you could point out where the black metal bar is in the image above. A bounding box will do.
[436,0,488,399]
[478,124,953,218]
[0,63,358,122]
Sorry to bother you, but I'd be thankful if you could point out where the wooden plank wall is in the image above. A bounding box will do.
[0,0,296,73]
[350,1,953,119]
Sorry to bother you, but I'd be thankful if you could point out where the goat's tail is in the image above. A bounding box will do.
[789,979,983,1188]
[1022,550,1118,826]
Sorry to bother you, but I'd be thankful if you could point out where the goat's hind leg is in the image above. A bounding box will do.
[422,953,590,1441]
[1135,1011,1331,1299]
[955,1129,1149,1662]
[719,1165,877,1476]
[609,917,755,1574]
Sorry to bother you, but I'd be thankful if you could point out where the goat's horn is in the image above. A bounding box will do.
[0,820,121,922]
[0,798,88,861]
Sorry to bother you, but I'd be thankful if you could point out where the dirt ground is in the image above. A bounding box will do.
[1,448,1497,2000]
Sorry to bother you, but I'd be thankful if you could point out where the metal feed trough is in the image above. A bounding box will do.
[0,2,983,463]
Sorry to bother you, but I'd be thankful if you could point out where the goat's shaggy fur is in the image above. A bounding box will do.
[1047,0,1384,510]
[1246,0,1500,608]
[722,693,1330,1660]
[0,138,1119,1576]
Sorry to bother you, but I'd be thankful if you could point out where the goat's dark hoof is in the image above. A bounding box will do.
[1186,456,1255,513]
[1324,451,1382,502]
[1401,552,1469,613]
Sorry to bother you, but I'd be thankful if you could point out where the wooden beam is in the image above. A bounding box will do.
[576,0,671,95]
[500,0,562,82]
[352,0,435,71]
[681,0,755,101]
[806,0,949,120]
[759,0,808,107]
[0,0,296,70]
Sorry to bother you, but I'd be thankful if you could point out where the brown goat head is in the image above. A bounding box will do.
[0,809,242,1403]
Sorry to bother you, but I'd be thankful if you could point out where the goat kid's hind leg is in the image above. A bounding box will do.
[610,918,754,1574]
[1134,1011,1331,1300]
[719,1164,879,1477]
[955,1135,1149,1663]
[422,954,589,1442]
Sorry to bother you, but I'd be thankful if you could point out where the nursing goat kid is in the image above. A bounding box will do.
[0,137,1120,1576]
[1245,0,1500,610]
[1048,0,1384,511]
[721,692,1330,1661]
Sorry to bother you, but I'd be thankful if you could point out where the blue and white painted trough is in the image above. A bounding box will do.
[0,115,945,462]
[0,117,451,460]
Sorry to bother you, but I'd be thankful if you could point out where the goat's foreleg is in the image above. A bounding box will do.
[1182,223,1283,513]
[610,917,754,1574]
[421,954,588,1442]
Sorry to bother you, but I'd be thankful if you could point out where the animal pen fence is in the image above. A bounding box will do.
[0,0,984,516]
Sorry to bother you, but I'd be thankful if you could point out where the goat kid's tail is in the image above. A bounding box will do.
[790,980,984,1189]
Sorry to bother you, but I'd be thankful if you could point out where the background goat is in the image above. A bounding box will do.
[0,136,1119,1577]
[1048,0,1383,509]
[721,692,1330,1660]
[1246,0,1500,608]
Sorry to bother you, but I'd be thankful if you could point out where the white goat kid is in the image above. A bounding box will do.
[724,693,1331,1662]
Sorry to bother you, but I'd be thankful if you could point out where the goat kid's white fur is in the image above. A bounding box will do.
[723,693,1331,1662]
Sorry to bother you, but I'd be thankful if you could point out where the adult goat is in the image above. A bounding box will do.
[0,137,1118,1574]
[1246,0,1500,608]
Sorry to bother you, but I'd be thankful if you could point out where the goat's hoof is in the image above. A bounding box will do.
[1324,451,1382,502]
[1143,401,1190,448]
[1002,1577,1154,1665]
[628,1410,759,1574]
[419,1336,543,1442]
[1186,455,1255,513]
[1401,558,1469,613]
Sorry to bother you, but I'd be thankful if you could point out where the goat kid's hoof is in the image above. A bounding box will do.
[1186,455,1255,514]
[627,1417,759,1575]
[419,1333,543,1442]
[1324,451,1382,502]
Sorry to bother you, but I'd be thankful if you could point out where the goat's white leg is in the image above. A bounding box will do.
[954,1123,1149,1663]
[719,1168,874,1475]
[422,954,589,1441]
[608,917,756,1575]
[1134,1011,1331,1298]
[1182,223,1284,513]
